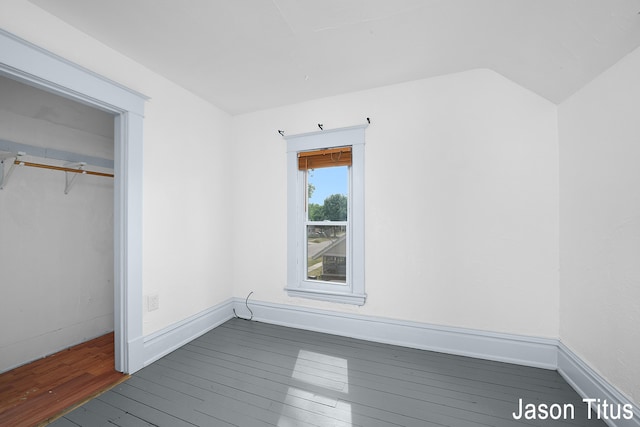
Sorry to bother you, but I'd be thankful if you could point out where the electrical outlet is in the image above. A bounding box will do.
[146,293,160,312]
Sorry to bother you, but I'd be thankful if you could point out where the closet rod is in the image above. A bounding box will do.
[14,160,114,178]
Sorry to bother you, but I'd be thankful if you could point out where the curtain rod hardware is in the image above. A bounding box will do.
[278,130,285,136]
[318,123,323,130]
[366,117,370,124]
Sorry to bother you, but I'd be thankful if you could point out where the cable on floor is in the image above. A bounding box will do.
[233,291,254,321]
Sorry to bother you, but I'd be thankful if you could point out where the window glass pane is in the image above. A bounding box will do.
[307,225,347,283]
[307,166,348,221]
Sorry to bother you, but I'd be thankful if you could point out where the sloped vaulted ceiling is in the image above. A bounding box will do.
[28,0,640,114]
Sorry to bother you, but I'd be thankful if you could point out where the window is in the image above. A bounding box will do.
[306,164,348,283]
[285,125,366,305]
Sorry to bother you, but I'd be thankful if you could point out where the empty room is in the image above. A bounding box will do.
[0,1,638,426]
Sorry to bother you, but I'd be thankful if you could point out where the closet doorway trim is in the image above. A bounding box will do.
[0,28,147,374]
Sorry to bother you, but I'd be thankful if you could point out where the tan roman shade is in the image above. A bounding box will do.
[298,146,352,170]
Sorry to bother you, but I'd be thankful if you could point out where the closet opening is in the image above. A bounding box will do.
[0,74,117,371]
[1,28,147,376]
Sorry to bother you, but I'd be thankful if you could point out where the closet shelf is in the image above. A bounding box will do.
[1,149,113,193]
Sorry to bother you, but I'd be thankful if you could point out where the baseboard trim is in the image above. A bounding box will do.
[142,298,234,367]
[232,298,558,369]
[138,297,638,427]
[557,343,640,427]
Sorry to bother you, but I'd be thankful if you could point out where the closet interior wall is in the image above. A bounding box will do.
[0,75,115,373]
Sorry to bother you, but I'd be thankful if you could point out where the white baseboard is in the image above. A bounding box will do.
[232,298,558,369]
[138,297,638,427]
[558,343,640,427]
[142,298,234,367]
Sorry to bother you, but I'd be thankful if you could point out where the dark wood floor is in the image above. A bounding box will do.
[0,332,128,427]
[46,319,606,427]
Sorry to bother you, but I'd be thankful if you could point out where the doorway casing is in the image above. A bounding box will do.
[0,29,146,373]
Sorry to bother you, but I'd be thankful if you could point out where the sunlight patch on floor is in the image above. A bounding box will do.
[292,349,349,392]
[278,386,353,427]
[278,350,352,426]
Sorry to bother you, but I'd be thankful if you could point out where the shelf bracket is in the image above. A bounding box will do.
[64,161,87,194]
[0,152,25,190]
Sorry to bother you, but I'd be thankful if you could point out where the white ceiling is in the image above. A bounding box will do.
[29,0,640,115]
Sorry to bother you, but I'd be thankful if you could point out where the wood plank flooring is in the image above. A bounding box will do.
[0,333,128,427]
[49,320,607,426]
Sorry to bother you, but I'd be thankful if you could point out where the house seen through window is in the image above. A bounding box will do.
[306,166,349,283]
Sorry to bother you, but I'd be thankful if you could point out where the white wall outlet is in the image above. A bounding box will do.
[146,293,160,312]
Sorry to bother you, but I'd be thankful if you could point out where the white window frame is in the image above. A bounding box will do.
[285,124,366,305]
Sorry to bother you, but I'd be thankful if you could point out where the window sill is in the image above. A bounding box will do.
[284,287,366,306]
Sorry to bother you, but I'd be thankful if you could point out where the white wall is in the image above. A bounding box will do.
[559,46,640,405]
[5,4,636,409]
[232,69,560,338]
[0,1,234,340]
[0,78,115,372]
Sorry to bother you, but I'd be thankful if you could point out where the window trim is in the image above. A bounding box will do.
[285,124,366,305]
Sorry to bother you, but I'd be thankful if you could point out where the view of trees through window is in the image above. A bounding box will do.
[306,166,348,283]
[307,167,348,221]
